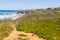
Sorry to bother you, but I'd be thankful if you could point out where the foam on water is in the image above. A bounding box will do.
[0,12,18,20]
[0,10,23,20]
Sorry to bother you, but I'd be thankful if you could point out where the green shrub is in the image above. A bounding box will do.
[16,10,60,40]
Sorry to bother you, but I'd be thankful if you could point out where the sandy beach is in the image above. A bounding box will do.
[11,13,25,20]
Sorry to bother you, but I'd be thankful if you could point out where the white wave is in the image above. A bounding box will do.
[0,13,18,20]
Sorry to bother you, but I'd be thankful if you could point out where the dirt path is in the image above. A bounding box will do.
[3,23,44,40]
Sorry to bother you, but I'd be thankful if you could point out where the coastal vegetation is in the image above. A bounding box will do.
[16,8,60,40]
[0,7,60,40]
[0,21,13,40]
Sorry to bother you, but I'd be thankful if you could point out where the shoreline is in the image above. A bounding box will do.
[0,13,25,20]
[11,13,25,20]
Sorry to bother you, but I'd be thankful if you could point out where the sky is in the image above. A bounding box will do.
[0,0,60,10]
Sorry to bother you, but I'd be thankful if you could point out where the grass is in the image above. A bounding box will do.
[16,9,60,40]
[0,21,13,40]
[18,34,27,37]
[0,8,60,40]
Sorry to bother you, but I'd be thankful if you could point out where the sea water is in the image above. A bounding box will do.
[0,10,19,20]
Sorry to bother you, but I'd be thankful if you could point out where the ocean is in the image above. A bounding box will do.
[0,10,19,20]
[0,10,18,15]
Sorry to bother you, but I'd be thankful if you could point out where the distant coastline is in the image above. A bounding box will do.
[0,10,24,20]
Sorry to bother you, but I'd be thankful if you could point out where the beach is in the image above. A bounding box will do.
[0,11,24,20]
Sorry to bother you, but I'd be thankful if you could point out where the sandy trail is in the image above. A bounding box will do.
[3,17,44,40]
[3,30,44,40]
